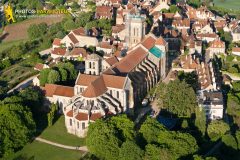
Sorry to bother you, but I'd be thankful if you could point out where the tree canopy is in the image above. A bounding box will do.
[0,103,36,157]
[156,80,197,118]
[207,120,230,141]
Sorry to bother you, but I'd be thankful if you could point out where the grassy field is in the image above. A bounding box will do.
[5,141,83,160]
[39,116,86,147]
[214,0,240,10]
[0,40,27,53]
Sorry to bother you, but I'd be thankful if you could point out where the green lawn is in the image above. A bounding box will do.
[39,116,85,147]
[214,0,240,10]
[5,141,83,160]
[0,40,26,53]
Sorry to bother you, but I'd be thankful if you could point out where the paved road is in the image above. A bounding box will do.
[35,137,88,152]
[7,74,39,94]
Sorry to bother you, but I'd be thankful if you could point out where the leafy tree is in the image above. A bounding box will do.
[76,12,93,27]
[58,68,68,82]
[187,0,201,8]
[157,131,199,159]
[50,0,64,5]
[207,120,230,141]
[221,134,238,155]
[1,59,11,68]
[0,104,36,157]
[169,5,179,13]
[28,23,48,40]
[195,107,207,136]
[145,144,173,160]
[118,141,144,160]
[139,117,166,143]
[18,87,44,114]
[47,103,58,126]
[22,0,43,9]
[232,81,240,92]
[47,70,61,84]
[156,80,197,118]
[181,119,189,129]
[58,62,77,80]
[235,130,240,150]
[63,19,76,31]
[86,119,121,160]
[110,115,135,141]
[40,68,51,86]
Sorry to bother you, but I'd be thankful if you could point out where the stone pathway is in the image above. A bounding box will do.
[35,137,88,152]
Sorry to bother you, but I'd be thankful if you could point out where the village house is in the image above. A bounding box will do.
[231,25,240,42]
[60,27,99,48]
[207,39,225,59]
[197,91,223,120]
[95,5,113,19]
[232,47,240,56]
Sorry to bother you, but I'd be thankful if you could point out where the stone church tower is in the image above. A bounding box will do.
[85,54,101,75]
[126,11,146,48]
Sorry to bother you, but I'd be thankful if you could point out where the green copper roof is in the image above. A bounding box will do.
[149,46,165,58]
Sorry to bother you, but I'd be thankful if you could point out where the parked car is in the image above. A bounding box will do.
[142,98,149,107]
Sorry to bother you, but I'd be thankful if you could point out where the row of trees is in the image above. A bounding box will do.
[0,87,45,158]
[39,62,77,86]
[87,115,204,160]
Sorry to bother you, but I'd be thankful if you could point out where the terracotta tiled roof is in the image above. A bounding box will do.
[113,46,148,73]
[196,33,218,38]
[105,56,119,66]
[82,76,107,98]
[66,110,73,117]
[52,48,67,55]
[102,74,126,89]
[112,24,125,33]
[209,39,225,48]
[72,27,86,36]
[155,36,167,46]
[53,38,61,46]
[172,18,190,27]
[75,112,88,121]
[75,74,99,86]
[163,13,174,19]
[98,42,113,49]
[34,63,44,71]
[90,112,102,121]
[68,33,79,44]
[69,48,88,57]
[44,84,74,97]
[141,35,156,50]
[232,47,240,52]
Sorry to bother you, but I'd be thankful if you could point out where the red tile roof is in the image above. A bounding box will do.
[75,112,88,121]
[53,38,61,46]
[90,113,102,121]
[44,84,74,97]
[113,46,148,73]
[155,36,167,46]
[105,56,119,66]
[82,76,107,98]
[75,74,99,86]
[34,63,44,71]
[72,27,85,36]
[69,48,88,57]
[68,33,79,44]
[52,48,67,55]
[232,47,240,52]
[141,35,156,50]
[66,110,73,117]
